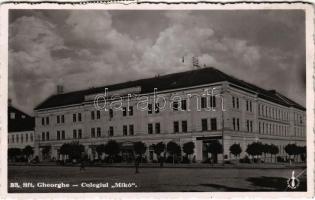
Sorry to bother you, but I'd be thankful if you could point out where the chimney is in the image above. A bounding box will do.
[8,98,12,106]
[192,56,200,69]
[57,85,64,94]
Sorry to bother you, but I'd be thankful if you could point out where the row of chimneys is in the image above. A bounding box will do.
[182,56,201,69]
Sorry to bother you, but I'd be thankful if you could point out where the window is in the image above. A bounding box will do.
[91,111,95,120]
[11,135,14,143]
[73,113,76,122]
[57,131,60,140]
[96,110,101,119]
[155,103,160,113]
[236,119,240,131]
[62,131,65,140]
[155,123,160,134]
[26,134,28,142]
[259,122,261,133]
[250,121,253,132]
[173,121,179,133]
[46,117,49,125]
[210,96,216,108]
[173,101,179,111]
[232,97,235,108]
[181,100,187,111]
[61,115,65,123]
[129,125,134,136]
[182,121,188,133]
[78,113,82,122]
[129,106,133,116]
[46,132,49,140]
[233,118,236,130]
[109,109,113,118]
[10,112,15,119]
[210,118,217,131]
[16,135,19,143]
[109,126,114,136]
[123,107,127,116]
[201,97,207,108]
[246,120,249,132]
[246,100,249,111]
[97,127,101,137]
[123,125,127,136]
[201,119,208,131]
[42,132,45,141]
[236,98,239,109]
[73,129,77,139]
[148,123,153,134]
[78,129,82,139]
[57,115,60,124]
[91,128,95,138]
[148,104,153,114]
[42,118,45,125]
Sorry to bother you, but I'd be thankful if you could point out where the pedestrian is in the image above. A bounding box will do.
[159,156,164,168]
[80,155,87,171]
[135,155,140,174]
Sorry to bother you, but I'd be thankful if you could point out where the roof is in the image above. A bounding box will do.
[35,67,305,111]
[8,106,35,132]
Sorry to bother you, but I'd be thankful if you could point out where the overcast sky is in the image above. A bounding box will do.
[9,9,306,114]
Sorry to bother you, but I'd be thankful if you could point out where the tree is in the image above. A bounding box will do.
[60,143,71,158]
[8,148,21,162]
[182,142,195,163]
[285,143,298,163]
[262,144,270,162]
[298,146,306,162]
[154,142,166,160]
[104,140,120,162]
[207,140,223,163]
[134,141,147,157]
[269,144,279,163]
[229,143,242,159]
[22,145,34,160]
[60,142,84,161]
[96,144,106,160]
[246,142,264,162]
[166,141,181,164]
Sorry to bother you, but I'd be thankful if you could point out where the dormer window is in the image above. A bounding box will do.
[10,112,15,119]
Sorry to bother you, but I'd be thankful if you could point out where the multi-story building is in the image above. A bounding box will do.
[8,100,35,149]
[33,67,306,162]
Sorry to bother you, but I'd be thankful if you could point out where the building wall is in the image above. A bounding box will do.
[34,82,306,162]
[8,131,35,149]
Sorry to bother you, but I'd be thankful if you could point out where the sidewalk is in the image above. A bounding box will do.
[9,162,306,169]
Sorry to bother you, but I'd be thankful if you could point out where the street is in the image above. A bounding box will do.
[8,165,306,192]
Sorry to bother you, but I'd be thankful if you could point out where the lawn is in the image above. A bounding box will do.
[8,165,306,192]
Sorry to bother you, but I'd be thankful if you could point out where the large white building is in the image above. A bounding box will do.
[33,67,306,162]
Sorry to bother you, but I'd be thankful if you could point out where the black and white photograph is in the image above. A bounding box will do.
[1,2,314,197]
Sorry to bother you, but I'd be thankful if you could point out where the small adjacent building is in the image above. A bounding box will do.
[8,101,35,149]
[33,67,306,162]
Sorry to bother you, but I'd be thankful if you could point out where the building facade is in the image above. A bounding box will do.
[8,102,35,149]
[33,67,306,162]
